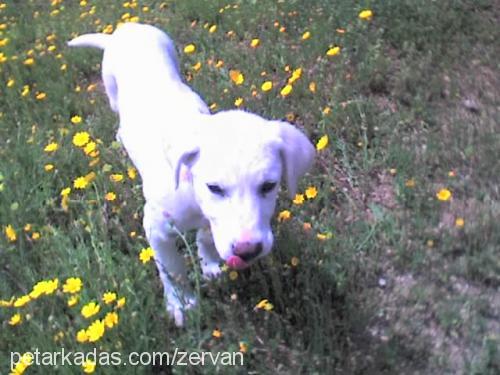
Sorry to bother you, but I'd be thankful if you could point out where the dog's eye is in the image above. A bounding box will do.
[259,181,277,195]
[207,184,225,197]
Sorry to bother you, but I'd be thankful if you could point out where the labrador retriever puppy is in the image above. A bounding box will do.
[68,23,315,326]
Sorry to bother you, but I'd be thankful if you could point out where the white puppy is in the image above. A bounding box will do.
[68,23,315,326]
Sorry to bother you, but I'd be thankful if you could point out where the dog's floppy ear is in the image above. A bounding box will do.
[163,126,200,189]
[270,121,315,198]
[172,148,199,189]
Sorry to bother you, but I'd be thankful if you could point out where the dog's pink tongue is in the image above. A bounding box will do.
[227,256,247,269]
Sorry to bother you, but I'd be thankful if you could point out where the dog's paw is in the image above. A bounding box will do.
[201,262,222,279]
[166,295,196,327]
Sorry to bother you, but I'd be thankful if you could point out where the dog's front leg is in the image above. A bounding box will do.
[196,227,222,279]
[143,204,195,326]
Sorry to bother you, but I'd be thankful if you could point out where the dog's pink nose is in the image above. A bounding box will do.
[232,241,263,263]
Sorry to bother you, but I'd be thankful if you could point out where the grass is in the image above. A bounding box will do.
[1,0,499,373]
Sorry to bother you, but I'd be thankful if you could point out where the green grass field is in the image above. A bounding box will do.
[1,0,499,373]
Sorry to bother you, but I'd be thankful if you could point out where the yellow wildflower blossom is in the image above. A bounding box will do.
[261,81,273,92]
[104,311,119,328]
[76,329,88,343]
[72,131,90,147]
[86,319,105,342]
[81,301,100,318]
[277,210,292,222]
[5,224,17,242]
[73,176,89,189]
[44,142,59,152]
[229,70,244,85]
[9,313,22,326]
[436,188,452,201]
[326,46,341,56]
[139,247,155,264]
[280,84,293,97]
[102,292,117,304]
[183,44,196,54]
[316,135,329,151]
[359,9,373,20]
[305,186,318,199]
[14,295,31,307]
[82,359,96,374]
[293,193,305,205]
[63,277,82,294]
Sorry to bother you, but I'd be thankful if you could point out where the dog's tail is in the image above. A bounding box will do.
[67,33,110,50]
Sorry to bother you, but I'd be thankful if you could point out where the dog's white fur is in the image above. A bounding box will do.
[68,23,315,326]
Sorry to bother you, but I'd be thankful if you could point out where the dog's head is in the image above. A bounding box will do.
[171,110,315,269]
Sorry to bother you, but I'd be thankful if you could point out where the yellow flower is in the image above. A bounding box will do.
[104,311,119,328]
[73,176,89,189]
[73,131,90,147]
[81,301,100,318]
[14,295,31,307]
[280,84,293,97]
[288,68,302,84]
[30,278,58,298]
[9,313,22,326]
[192,61,202,71]
[212,329,222,338]
[229,70,244,85]
[261,81,273,92]
[44,164,54,172]
[250,38,260,48]
[21,85,30,97]
[61,187,71,196]
[110,173,124,182]
[7,78,15,87]
[102,291,117,304]
[277,210,292,222]
[105,192,116,201]
[455,217,465,228]
[76,329,88,343]
[23,57,35,66]
[44,142,59,152]
[11,353,33,374]
[5,224,17,242]
[126,167,137,180]
[183,44,196,54]
[234,97,244,107]
[316,135,329,151]
[255,298,273,311]
[87,319,105,342]
[71,115,82,124]
[63,277,82,294]
[116,297,126,309]
[83,141,97,155]
[436,188,452,201]
[301,31,311,40]
[67,295,79,307]
[293,193,305,205]
[31,232,41,240]
[208,24,217,33]
[326,46,341,56]
[0,298,14,307]
[309,82,317,93]
[139,247,155,264]
[305,186,318,199]
[82,359,96,373]
[359,9,373,20]
[35,92,47,100]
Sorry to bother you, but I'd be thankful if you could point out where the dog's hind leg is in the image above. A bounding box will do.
[197,227,222,279]
[143,203,195,326]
